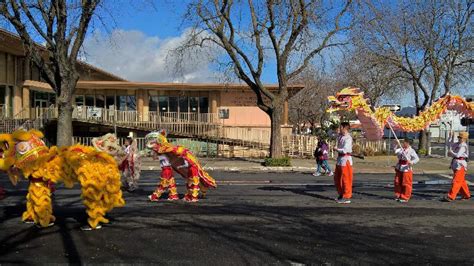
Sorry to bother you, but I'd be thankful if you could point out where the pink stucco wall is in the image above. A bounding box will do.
[219,91,271,126]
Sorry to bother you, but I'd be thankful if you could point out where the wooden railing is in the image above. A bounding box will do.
[72,135,389,158]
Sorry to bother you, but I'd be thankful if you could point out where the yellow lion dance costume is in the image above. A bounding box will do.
[0,129,125,229]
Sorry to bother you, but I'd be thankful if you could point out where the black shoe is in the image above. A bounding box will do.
[441,196,453,202]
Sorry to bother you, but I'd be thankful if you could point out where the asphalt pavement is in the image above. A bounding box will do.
[1,171,473,264]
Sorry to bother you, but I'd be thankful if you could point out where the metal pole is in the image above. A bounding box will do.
[388,126,391,155]
[444,123,449,158]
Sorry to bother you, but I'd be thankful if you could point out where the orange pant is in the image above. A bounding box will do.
[394,170,413,200]
[448,167,470,200]
[334,161,353,198]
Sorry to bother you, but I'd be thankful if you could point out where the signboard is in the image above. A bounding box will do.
[218,108,229,119]
[87,107,102,118]
[381,104,401,112]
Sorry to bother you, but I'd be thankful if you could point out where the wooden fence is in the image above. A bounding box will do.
[72,135,388,158]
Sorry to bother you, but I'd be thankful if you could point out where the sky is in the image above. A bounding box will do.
[1,1,471,107]
[79,0,343,84]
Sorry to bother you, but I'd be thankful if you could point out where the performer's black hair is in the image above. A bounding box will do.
[403,138,413,145]
[340,122,350,129]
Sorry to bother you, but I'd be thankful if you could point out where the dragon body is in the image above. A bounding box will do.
[327,87,474,140]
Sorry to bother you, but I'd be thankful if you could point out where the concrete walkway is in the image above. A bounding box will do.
[141,156,473,175]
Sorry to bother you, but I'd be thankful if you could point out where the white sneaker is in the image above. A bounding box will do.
[336,198,351,204]
[398,199,408,203]
[81,224,102,231]
[327,172,334,176]
[35,222,54,228]
[312,172,321,177]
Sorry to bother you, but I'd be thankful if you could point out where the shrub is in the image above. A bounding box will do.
[264,157,291,167]
[418,148,427,156]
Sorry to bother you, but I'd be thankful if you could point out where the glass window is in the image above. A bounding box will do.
[0,85,5,105]
[179,97,189,113]
[190,97,198,113]
[159,96,168,113]
[75,95,84,106]
[48,94,55,106]
[199,97,209,113]
[127,95,136,111]
[85,95,94,106]
[96,95,105,108]
[149,96,158,112]
[116,95,127,111]
[169,97,178,112]
[106,95,115,109]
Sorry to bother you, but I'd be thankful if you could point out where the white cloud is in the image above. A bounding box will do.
[81,29,222,82]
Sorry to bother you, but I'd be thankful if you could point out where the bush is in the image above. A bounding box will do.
[264,157,291,167]
[418,148,427,156]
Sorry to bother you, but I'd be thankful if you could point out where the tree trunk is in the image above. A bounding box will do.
[418,130,426,151]
[57,100,73,146]
[269,101,284,158]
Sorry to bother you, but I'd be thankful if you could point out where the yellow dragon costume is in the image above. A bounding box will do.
[0,129,125,229]
[328,87,474,140]
[144,130,216,202]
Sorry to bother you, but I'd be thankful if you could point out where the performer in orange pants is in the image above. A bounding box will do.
[333,122,353,204]
[334,161,353,200]
[149,155,179,201]
[393,138,419,202]
[445,132,470,201]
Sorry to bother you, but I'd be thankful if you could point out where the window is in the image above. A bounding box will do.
[116,95,126,111]
[199,97,209,113]
[159,96,168,113]
[190,97,198,113]
[127,95,136,111]
[31,91,54,108]
[169,97,178,112]
[85,95,94,106]
[149,96,158,112]
[48,94,56,106]
[179,97,189,112]
[0,85,6,105]
[75,95,84,106]
[106,95,115,109]
[96,95,105,108]
[116,95,136,111]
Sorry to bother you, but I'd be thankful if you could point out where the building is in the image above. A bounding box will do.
[0,28,302,144]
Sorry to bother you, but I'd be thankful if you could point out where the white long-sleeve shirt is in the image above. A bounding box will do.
[449,142,468,170]
[336,133,353,166]
[395,146,419,172]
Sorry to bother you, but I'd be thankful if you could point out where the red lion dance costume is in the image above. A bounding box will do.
[144,130,216,202]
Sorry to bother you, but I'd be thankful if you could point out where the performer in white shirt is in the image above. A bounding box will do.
[333,122,353,204]
[393,138,419,203]
[444,131,470,201]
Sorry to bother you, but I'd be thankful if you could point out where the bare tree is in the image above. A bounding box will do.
[289,68,337,134]
[0,0,101,146]
[352,0,473,150]
[334,50,406,106]
[180,0,352,158]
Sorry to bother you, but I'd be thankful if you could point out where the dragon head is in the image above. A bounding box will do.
[0,133,16,171]
[327,87,364,113]
[144,129,170,154]
[0,129,49,184]
[92,133,126,162]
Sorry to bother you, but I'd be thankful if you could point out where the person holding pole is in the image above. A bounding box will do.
[333,122,353,204]
[443,131,470,202]
[393,138,419,203]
